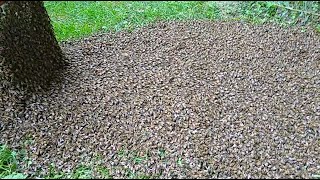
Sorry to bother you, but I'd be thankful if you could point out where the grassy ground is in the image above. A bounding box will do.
[237,1,320,28]
[44,1,220,41]
[44,1,319,42]
[0,145,27,179]
[0,144,164,179]
[1,1,320,179]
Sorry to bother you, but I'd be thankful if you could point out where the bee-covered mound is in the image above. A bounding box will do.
[1,20,319,178]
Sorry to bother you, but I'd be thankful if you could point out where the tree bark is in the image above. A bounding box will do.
[0,1,67,91]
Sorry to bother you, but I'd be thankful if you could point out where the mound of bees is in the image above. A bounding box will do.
[1,20,319,178]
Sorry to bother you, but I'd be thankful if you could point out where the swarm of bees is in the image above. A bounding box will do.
[1,20,319,178]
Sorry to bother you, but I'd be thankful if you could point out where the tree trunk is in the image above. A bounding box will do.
[0,1,67,91]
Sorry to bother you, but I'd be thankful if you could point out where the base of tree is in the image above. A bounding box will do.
[0,1,68,92]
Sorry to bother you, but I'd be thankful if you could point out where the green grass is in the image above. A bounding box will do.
[125,169,152,179]
[44,1,319,42]
[44,163,113,179]
[0,144,113,179]
[96,166,112,179]
[44,1,220,41]
[0,145,161,179]
[176,156,183,167]
[0,145,27,179]
[158,149,166,159]
[237,1,320,29]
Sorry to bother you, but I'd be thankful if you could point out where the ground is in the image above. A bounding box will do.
[1,20,319,178]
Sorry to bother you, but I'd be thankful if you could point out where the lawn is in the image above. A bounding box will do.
[44,1,220,41]
[45,1,319,42]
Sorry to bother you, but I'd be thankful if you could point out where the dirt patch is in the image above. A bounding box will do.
[1,20,320,178]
